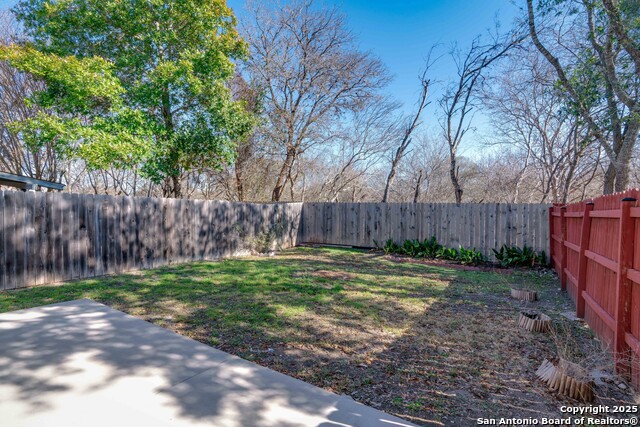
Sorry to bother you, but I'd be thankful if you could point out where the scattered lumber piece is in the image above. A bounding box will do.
[536,358,595,402]
[511,288,538,301]
[518,311,551,332]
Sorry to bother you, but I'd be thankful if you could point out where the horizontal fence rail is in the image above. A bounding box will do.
[550,189,640,388]
[300,202,551,259]
[0,191,302,291]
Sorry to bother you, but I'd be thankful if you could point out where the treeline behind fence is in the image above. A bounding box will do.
[550,189,640,388]
[1,194,552,291]
[0,191,302,291]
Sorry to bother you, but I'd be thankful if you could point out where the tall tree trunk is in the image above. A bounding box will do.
[272,147,296,202]
[172,174,181,198]
[413,169,424,203]
[383,72,431,203]
[160,83,181,198]
[235,167,245,201]
[382,157,399,203]
[449,153,463,204]
[614,155,631,192]
[161,173,182,198]
[613,128,638,192]
[603,162,616,194]
[561,167,575,204]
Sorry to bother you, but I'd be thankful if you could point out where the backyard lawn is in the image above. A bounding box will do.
[0,246,636,426]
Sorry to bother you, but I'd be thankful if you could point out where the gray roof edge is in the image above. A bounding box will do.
[0,171,65,190]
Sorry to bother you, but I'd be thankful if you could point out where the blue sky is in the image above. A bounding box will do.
[1,0,523,145]
[228,0,523,148]
[228,0,522,117]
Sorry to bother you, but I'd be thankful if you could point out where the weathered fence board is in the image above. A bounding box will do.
[0,191,302,291]
[551,190,640,389]
[300,202,551,258]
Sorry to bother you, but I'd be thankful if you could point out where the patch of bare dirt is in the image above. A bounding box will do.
[241,267,636,425]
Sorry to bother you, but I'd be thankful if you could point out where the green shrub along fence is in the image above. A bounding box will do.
[373,237,546,267]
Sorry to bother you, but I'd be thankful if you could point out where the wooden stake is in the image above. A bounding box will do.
[535,359,594,402]
[511,288,538,301]
[518,311,551,332]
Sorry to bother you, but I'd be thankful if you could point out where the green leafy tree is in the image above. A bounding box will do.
[0,45,152,170]
[10,0,254,197]
[527,0,640,194]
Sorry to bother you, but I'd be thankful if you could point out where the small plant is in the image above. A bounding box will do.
[241,220,286,254]
[457,246,485,266]
[493,245,547,268]
[385,239,401,255]
[436,246,458,260]
[401,239,421,257]
[231,222,247,238]
[373,238,401,255]
[417,236,442,258]
[406,399,424,411]
[391,397,403,406]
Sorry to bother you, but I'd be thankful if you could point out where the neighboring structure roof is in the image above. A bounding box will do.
[0,171,65,191]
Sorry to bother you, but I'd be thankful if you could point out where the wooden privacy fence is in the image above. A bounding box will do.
[0,191,302,291]
[550,189,640,388]
[0,197,552,290]
[300,203,551,259]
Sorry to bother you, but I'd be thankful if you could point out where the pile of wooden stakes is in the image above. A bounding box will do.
[511,288,538,302]
[536,358,595,402]
[511,285,596,402]
[517,311,551,333]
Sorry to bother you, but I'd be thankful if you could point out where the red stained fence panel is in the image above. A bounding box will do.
[550,189,640,388]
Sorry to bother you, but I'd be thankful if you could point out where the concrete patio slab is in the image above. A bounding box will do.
[0,299,418,427]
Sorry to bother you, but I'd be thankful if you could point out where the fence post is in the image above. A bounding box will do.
[576,202,594,318]
[560,206,568,291]
[614,197,636,377]
[548,206,555,268]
